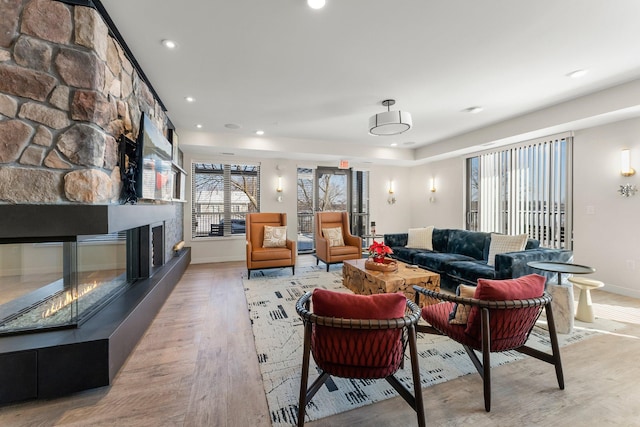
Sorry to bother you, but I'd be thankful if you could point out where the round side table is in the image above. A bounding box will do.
[568,277,604,323]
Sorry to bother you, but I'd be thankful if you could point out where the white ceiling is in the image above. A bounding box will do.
[100,0,640,163]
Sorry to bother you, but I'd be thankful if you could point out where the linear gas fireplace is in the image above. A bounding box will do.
[0,233,131,336]
[0,204,189,405]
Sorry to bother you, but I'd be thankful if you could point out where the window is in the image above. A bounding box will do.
[191,163,260,238]
[466,134,572,249]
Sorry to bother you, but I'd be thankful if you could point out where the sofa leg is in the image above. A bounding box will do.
[292,265,295,275]
[247,269,251,279]
[326,263,329,272]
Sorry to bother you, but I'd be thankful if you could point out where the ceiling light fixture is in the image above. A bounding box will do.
[255,130,265,136]
[307,0,326,9]
[195,124,203,129]
[567,69,588,79]
[161,39,177,49]
[390,143,398,147]
[185,96,195,102]
[369,99,412,136]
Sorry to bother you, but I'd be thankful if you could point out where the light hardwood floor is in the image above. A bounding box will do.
[1,255,639,426]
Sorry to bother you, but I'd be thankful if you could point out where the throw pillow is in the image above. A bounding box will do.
[322,227,345,247]
[448,284,476,324]
[405,226,434,250]
[312,288,406,319]
[465,274,546,337]
[486,233,528,266]
[263,225,287,248]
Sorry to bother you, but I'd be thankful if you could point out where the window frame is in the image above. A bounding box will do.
[191,162,261,238]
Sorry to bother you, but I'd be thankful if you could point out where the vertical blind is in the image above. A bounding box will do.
[475,134,572,249]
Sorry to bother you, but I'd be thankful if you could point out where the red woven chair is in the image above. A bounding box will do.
[413,274,564,412]
[295,289,425,427]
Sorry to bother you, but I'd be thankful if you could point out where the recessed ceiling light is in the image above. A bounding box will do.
[255,130,265,136]
[195,124,203,129]
[161,39,177,49]
[464,106,484,114]
[567,69,588,79]
[390,143,398,147]
[185,96,195,103]
[225,123,241,129]
[308,0,326,9]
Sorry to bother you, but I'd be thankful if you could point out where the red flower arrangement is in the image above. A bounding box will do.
[368,240,393,263]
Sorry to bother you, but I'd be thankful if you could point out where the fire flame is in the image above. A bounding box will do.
[42,281,99,319]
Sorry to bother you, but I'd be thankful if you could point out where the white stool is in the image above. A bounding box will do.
[568,277,604,322]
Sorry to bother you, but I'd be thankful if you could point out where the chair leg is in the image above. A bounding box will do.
[408,324,426,427]
[247,269,251,280]
[292,265,295,275]
[326,263,329,272]
[297,322,313,427]
[544,302,565,390]
[481,307,492,412]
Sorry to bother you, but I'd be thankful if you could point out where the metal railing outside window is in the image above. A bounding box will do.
[191,163,260,238]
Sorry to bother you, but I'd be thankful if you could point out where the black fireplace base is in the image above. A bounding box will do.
[0,247,191,405]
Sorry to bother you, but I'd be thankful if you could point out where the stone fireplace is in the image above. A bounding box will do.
[0,1,189,404]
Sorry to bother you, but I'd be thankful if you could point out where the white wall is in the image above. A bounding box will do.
[183,152,412,264]
[411,118,640,298]
[572,117,640,297]
[409,156,466,229]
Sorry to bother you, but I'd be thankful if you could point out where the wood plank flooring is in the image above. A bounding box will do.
[0,255,639,426]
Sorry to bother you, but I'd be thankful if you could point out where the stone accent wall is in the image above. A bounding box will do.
[0,0,169,204]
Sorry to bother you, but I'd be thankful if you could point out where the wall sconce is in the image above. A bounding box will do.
[429,178,436,203]
[619,184,637,197]
[387,180,396,205]
[276,176,283,202]
[621,149,635,176]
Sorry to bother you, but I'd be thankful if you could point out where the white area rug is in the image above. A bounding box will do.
[243,266,622,427]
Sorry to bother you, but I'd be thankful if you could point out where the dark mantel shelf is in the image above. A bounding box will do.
[0,204,175,240]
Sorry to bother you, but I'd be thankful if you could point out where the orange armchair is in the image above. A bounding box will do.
[246,213,296,279]
[314,211,362,272]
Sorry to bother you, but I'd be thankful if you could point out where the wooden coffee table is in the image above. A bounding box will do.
[343,259,440,307]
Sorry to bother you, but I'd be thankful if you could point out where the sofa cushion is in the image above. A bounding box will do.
[447,229,490,260]
[487,233,528,266]
[406,226,434,250]
[413,252,476,273]
[391,246,429,264]
[444,260,497,285]
[431,228,450,252]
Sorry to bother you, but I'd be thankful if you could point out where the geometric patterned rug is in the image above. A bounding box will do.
[243,265,619,427]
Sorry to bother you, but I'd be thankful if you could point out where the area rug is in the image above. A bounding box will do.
[243,267,621,427]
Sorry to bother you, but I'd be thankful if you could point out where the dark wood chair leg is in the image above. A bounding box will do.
[481,307,492,412]
[292,265,295,275]
[247,269,251,279]
[326,263,329,272]
[297,321,313,427]
[544,302,565,389]
[408,324,426,427]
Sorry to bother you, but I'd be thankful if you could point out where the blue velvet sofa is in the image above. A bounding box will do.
[384,228,572,291]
